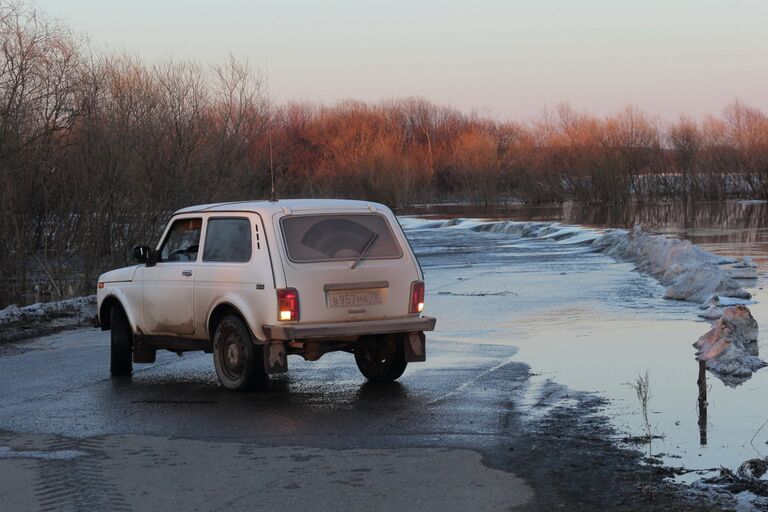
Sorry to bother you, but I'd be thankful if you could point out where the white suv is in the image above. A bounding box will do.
[96,199,436,391]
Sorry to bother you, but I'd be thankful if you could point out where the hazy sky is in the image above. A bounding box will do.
[34,0,767,120]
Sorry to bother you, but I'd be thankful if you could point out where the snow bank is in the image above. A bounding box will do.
[593,226,752,304]
[693,306,766,387]
[0,295,96,325]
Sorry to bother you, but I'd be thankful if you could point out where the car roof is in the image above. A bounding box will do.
[174,199,388,216]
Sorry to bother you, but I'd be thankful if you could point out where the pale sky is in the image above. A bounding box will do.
[34,0,768,121]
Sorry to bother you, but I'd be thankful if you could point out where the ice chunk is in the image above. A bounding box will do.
[699,295,756,310]
[714,296,757,307]
[663,267,750,303]
[731,256,757,269]
[697,306,724,320]
[726,266,759,280]
[693,306,766,387]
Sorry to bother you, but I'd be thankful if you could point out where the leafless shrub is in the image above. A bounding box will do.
[628,371,656,505]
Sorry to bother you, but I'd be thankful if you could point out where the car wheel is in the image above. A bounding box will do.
[212,315,266,391]
[110,306,133,376]
[354,335,407,383]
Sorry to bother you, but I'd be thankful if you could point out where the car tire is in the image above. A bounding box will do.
[354,335,408,383]
[212,315,266,391]
[110,306,133,376]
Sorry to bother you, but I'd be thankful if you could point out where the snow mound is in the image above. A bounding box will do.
[593,226,752,304]
[0,295,96,325]
[693,306,766,387]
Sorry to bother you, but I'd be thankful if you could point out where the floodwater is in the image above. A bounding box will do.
[400,200,768,482]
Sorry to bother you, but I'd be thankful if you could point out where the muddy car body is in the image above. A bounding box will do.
[97,199,436,390]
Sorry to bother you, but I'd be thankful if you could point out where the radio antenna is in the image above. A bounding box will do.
[266,55,276,202]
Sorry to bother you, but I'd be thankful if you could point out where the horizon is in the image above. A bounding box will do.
[32,0,768,122]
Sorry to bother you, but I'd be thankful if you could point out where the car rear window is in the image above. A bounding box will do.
[281,214,403,263]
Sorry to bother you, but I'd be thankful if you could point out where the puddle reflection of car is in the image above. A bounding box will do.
[96,200,436,391]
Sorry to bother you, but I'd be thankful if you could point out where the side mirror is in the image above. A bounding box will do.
[131,245,152,264]
[148,249,160,267]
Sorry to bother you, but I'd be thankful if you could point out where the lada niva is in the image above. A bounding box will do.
[97,199,436,391]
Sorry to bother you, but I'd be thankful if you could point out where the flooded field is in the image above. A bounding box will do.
[401,200,768,483]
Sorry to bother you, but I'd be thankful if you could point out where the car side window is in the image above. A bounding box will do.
[160,218,202,262]
[203,217,252,262]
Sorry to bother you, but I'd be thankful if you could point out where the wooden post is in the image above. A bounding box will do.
[697,360,708,446]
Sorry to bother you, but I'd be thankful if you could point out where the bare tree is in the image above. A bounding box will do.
[2,0,768,307]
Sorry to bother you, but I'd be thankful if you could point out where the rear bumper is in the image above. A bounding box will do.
[263,316,436,341]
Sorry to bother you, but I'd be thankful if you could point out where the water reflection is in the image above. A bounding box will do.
[697,360,708,446]
[356,381,408,401]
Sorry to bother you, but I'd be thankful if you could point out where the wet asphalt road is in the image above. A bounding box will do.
[0,328,541,511]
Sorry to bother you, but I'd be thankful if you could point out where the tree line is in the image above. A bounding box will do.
[1,1,767,306]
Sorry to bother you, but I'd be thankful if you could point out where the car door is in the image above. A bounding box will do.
[141,216,202,336]
[194,215,256,329]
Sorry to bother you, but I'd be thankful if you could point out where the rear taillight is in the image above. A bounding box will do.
[277,288,299,321]
[409,281,425,314]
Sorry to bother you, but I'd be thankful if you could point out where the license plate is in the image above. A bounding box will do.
[326,289,383,308]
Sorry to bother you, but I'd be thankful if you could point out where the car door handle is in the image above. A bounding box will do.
[182,270,193,277]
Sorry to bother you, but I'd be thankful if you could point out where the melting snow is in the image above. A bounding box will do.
[0,296,96,325]
[593,226,751,305]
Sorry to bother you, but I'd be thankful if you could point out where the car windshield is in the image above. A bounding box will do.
[281,214,402,263]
